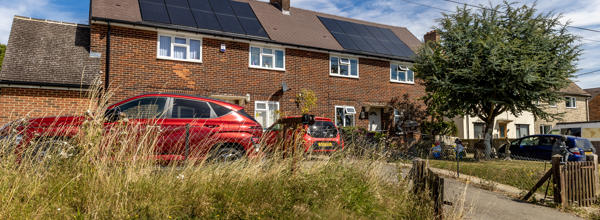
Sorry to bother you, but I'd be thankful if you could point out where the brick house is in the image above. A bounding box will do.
[0,17,101,125]
[1,0,425,131]
[585,87,600,121]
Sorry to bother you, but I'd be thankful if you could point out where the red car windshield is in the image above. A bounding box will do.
[307,121,338,138]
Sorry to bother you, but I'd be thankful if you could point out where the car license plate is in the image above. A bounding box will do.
[318,142,333,147]
[585,151,592,155]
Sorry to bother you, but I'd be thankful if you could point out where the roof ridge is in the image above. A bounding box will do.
[13,15,88,27]
[247,0,409,30]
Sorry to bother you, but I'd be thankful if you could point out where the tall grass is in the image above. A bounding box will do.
[0,86,439,219]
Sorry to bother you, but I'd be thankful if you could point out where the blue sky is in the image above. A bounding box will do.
[1,0,599,89]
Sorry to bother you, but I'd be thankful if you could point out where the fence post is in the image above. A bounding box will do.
[185,124,190,160]
[587,154,599,197]
[552,155,562,204]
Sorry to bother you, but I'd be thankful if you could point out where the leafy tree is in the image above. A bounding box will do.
[385,94,427,145]
[414,2,580,159]
[0,44,5,71]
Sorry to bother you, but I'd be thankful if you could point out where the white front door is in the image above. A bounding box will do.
[368,109,381,132]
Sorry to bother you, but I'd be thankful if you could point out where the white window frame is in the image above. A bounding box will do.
[329,55,359,78]
[249,45,285,71]
[156,34,202,63]
[254,101,280,129]
[390,62,414,84]
[335,105,356,127]
[539,124,552,134]
[566,96,577,108]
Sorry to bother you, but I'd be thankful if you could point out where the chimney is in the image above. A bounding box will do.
[424,30,440,43]
[270,0,291,15]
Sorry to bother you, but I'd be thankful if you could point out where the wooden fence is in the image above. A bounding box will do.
[411,158,444,220]
[526,154,599,207]
[553,155,599,207]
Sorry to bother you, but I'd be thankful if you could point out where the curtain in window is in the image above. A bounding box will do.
[159,36,171,57]
[190,40,201,60]
[174,46,187,59]
[350,59,358,76]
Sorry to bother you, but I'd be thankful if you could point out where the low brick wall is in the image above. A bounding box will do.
[0,87,90,125]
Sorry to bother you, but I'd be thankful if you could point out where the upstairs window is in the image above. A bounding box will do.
[330,56,358,78]
[390,63,414,83]
[249,46,285,70]
[157,34,202,62]
[565,97,576,108]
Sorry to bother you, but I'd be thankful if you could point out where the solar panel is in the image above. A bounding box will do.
[139,0,269,39]
[139,0,170,24]
[318,16,415,58]
[192,9,221,30]
[216,14,245,35]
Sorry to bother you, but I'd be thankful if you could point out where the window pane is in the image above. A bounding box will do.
[262,55,273,68]
[262,48,273,54]
[391,64,398,80]
[330,57,339,74]
[190,39,201,60]
[267,102,279,127]
[250,47,260,66]
[275,50,284,68]
[174,46,187,59]
[172,99,212,119]
[175,37,186,44]
[340,58,349,64]
[209,103,232,117]
[255,110,267,127]
[345,114,354,126]
[407,70,414,82]
[256,102,266,110]
[118,98,167,119]
[159,36,171,57]
[350,59,357,76]
[335,107,344,127]
[399,70,406,81]
[340,64,349,76]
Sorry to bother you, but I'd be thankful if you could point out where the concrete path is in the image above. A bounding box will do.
[395,166,581,220]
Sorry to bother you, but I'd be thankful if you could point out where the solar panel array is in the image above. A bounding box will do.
[139,0,269,38]
[318,16,414,58]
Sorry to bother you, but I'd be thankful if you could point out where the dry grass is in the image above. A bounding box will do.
[0,86,442,219]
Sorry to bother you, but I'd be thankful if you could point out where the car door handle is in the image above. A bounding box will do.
[204,124,219,128]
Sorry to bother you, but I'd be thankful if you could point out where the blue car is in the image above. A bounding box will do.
[498,135,593,161]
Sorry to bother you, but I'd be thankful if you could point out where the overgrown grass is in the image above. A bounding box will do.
[427,159,553,196]
[0,86,439,219]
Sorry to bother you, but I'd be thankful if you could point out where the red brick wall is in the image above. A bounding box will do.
[590,96,600,121]
[90,24,426,129]
[0,87,89,125]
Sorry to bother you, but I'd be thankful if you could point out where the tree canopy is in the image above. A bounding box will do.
[414,1,580,158]
[0,44,5,71]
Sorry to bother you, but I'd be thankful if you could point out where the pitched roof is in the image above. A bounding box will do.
[584,87,600,99]
[0,17,101,88]
[561,81,591,97]
[90,0,421,61]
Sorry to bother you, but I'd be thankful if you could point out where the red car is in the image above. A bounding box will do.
[0,94,263,161]
[263,116,344,153]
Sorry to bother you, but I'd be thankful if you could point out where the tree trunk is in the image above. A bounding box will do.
[483,119,494,160]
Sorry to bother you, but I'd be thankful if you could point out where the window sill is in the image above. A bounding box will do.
[566,107,577,109]
[330,74,359,79]
[157,57,203,63]
[390,80,415,85]
[249,65,286,72]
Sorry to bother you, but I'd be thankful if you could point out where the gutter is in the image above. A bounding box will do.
[0,83,90,91]
[90,18,416,63]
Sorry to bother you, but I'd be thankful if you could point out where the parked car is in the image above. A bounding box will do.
[262,116,344,153]
[550,121,600,152]
[498,134,592,161]
[0,94,263,161]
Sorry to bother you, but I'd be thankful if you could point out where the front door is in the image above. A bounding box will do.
[368,108,381,132]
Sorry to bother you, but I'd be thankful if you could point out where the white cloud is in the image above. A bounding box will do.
[0,0,82,44]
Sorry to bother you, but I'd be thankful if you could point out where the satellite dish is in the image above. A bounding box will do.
[282,81,290,92]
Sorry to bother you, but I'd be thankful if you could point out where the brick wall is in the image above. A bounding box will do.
[90,24,426,129]
[590,96,600,121]
[0,87,90,125]
[534,96,589,134]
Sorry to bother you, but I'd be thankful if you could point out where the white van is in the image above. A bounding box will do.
[550,121,600,142]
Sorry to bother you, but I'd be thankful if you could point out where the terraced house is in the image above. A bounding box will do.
[0,0,425,131]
